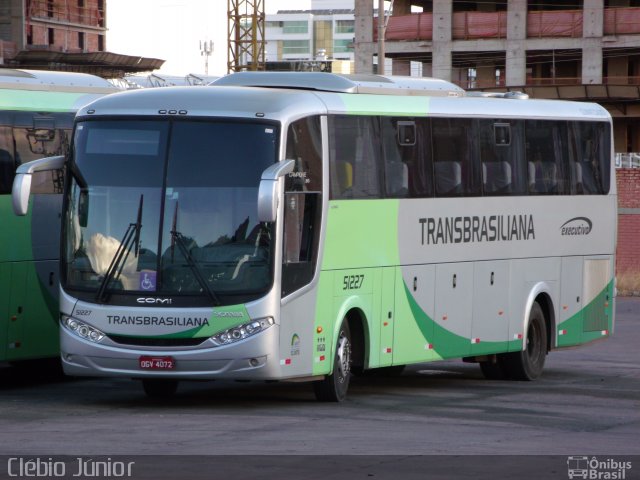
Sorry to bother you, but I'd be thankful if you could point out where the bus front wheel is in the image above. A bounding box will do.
[504,301,548,380]
[313,321,352,402]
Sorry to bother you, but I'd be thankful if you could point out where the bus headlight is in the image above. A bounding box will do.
[210,317,274,346]
[61,316,105,343]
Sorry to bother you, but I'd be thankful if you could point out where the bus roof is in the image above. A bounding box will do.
[0,69,116,92]
[213,72,465,97]
[76,78,611,123]
[0,69,119,113]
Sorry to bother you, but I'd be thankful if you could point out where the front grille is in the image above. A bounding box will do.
[108,335,208,347]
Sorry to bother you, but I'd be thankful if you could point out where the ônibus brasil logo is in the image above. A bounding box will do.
[567,456,632,479]
[561,217,592,236]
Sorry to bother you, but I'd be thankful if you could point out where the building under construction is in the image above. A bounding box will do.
[0,0,163,77]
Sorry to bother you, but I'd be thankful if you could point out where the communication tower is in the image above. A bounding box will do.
[227,0,265,72]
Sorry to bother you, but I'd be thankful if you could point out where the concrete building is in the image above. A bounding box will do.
[0,0,162,76]
[265,0,356,71]
[355,0,640,154]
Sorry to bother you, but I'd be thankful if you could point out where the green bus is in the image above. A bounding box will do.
[1,69,116,364]
[12,72,616,400]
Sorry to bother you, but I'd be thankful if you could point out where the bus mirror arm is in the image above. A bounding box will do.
[257,159,295,223]
[12,155,65,216]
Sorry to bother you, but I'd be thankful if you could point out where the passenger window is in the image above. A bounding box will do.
[13,124,69,194]
[525,120,569,195]
[432,118,479,196]
[0,126,15,195]
[381,117,433,198]
[479,120,526,195]
[329,115,381,199]
[568,122,610,195]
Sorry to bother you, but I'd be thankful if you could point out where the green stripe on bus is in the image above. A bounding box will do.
[402,281,513,360]
[0,90,89,112]
[338,94,430,116]
[557,280,614,347]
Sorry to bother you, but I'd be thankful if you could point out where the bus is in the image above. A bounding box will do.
[1,69,117,365]
[12,72,616,400]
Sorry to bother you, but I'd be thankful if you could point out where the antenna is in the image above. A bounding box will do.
[200,40,214,75]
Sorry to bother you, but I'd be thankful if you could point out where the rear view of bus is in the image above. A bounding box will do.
[1,69,116,364]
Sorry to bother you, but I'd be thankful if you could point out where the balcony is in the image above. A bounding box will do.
[0,40,17,62]
[28,0,105,28]
[376,7,640,42]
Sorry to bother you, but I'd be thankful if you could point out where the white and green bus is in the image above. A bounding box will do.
[1,69,116,364]
[12,72,616,400]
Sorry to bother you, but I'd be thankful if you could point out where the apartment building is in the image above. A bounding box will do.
[0,0,162,76]
[266,0,356,69]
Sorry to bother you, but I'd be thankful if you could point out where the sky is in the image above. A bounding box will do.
[107,0,312,78]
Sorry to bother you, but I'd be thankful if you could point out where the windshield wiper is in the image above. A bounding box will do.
[96,195,143,303]
[170,229,221,306]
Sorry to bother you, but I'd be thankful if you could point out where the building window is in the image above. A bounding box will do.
[48,28,55,45]
[266,21,282,28]
[78,0,84,6]
[47,0,54,17]
[282,21,308,34]
[78,32,85,50]
[335,20,355,34]
[334,39,353,53]
[98,35,104,51]
[282,40,310,55]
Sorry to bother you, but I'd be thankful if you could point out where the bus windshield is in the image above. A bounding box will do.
[63,119,278,305]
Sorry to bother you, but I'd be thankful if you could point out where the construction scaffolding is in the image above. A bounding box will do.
[227,0,265,73]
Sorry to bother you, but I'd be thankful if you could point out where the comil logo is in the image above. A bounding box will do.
[136,297,172,305]
[567,456,632,479]
[561,217,592,236]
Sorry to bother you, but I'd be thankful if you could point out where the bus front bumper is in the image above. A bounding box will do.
[60,323,283,380]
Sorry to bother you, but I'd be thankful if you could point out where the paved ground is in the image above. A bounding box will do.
[0,297,638,479]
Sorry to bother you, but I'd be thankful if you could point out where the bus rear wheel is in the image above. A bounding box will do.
[504,301,548,381]
[142,379,179,398]
[313,321,352,402]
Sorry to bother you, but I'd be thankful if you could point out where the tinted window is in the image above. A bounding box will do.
[0,126,14,194]
[13,124,69,194]
[381,117,433,198]
[479,120,526,195]
[73,121,168,188]
[285,116,322,192]
[432,118,479,196]
[568,121,610,194]
[329,115,381,199]
[283,117,323,296]
[525,120,569,195]
[167,121,277,188]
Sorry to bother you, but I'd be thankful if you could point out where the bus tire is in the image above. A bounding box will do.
[504,302,548,381]
[313,321,352,402]
[142,379,179,398]
[479,356,509,380]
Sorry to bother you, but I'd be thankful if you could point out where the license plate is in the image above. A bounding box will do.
[139,356,175,370]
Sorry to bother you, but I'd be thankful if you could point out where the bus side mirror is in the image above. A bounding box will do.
[257,159,295,223]
[12,155,65,216]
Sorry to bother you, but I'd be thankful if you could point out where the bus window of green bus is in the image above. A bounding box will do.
[0,126,14,194]
[282,116,322,296]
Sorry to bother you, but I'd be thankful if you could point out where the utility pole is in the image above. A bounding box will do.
[378,0,385,75]
[200,40,214,75]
